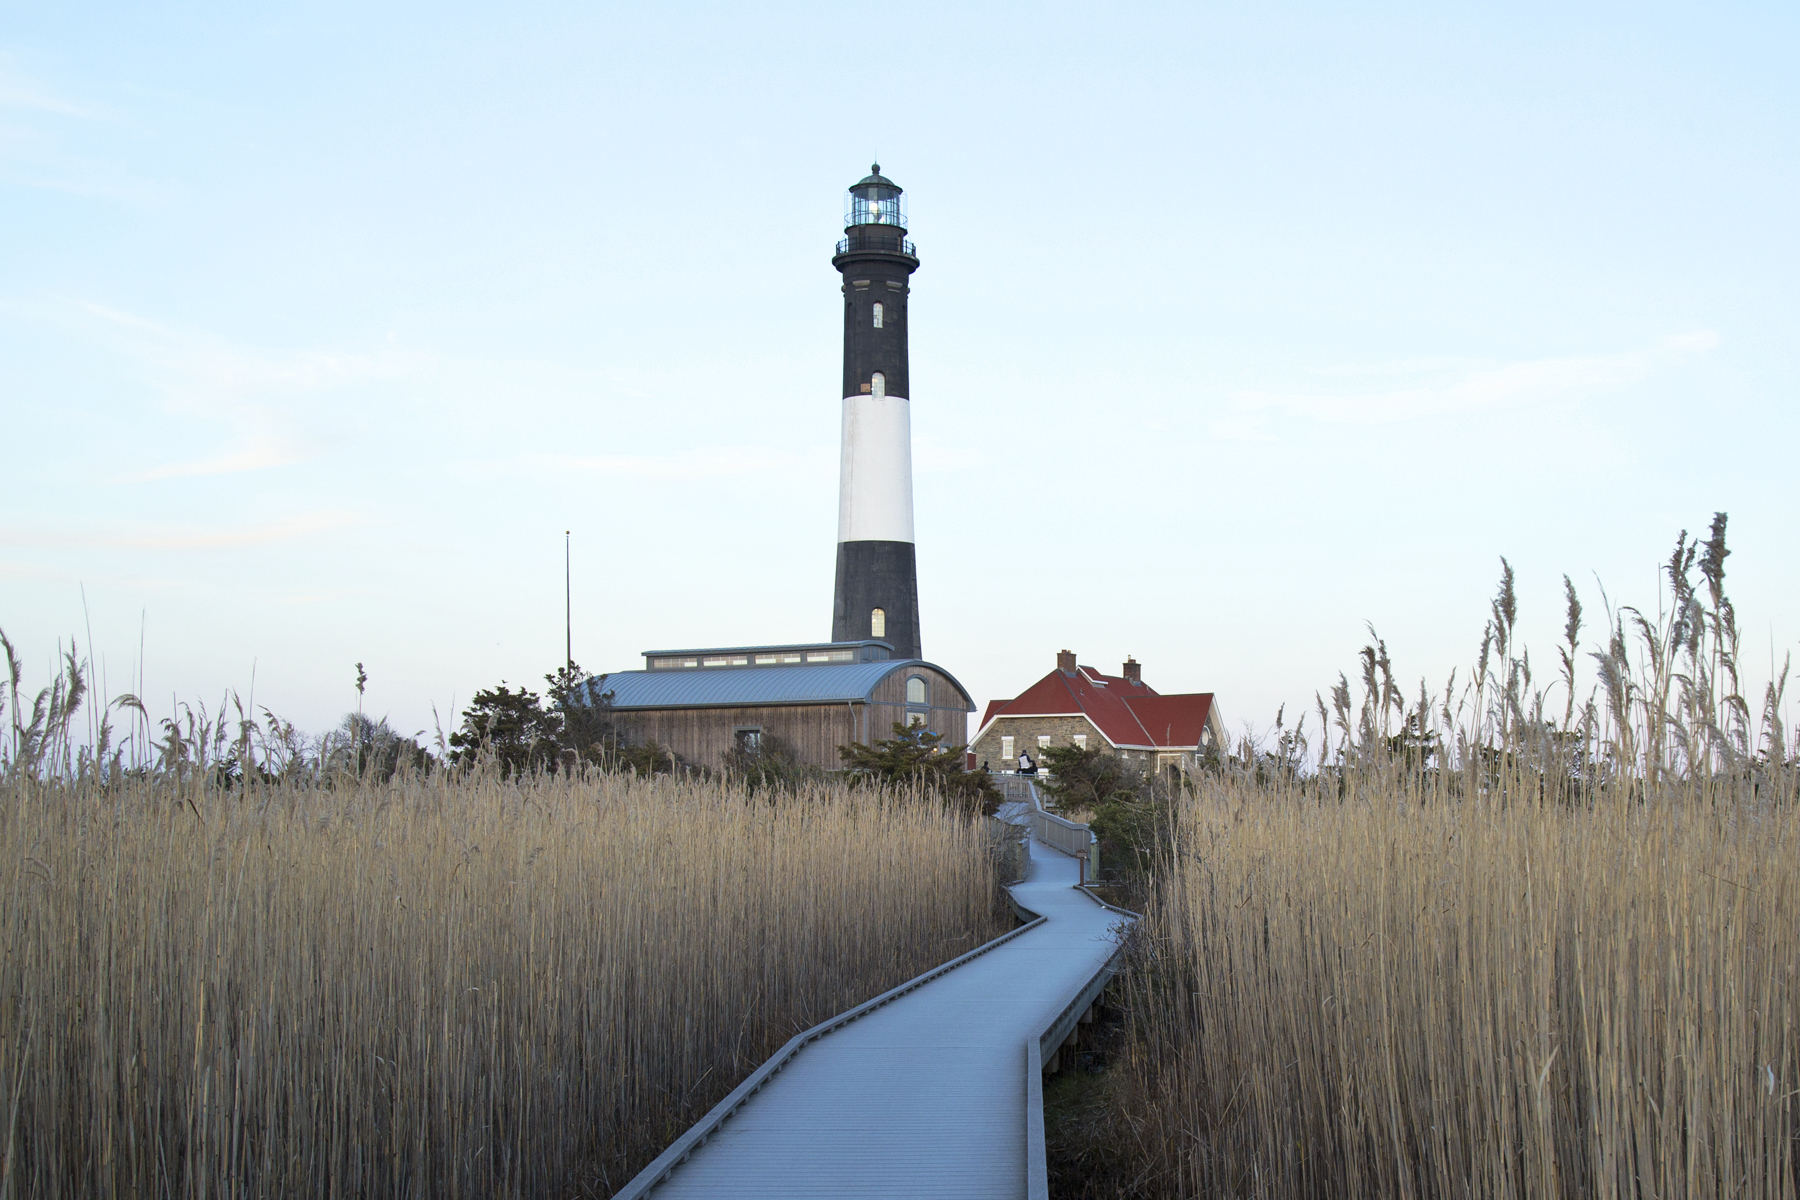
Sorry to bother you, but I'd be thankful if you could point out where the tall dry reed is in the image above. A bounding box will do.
[1118,769,1799,1199]
[1104,521,1797,1197]
[0,767,1004,1198]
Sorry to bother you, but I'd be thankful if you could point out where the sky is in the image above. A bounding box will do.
[2,1,1796,752]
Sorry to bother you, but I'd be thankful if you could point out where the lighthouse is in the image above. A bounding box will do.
[831,164,923,660]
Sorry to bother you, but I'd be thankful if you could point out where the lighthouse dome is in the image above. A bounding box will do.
[846,163,906,228]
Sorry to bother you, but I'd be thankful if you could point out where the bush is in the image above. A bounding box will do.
[839,722,1002,817]
[1040,743,1170,878]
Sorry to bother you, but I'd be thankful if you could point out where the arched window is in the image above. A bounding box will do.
[869,607,886,638]
[906,676,927,705]
[872,302,884,329]
[870,371,885,398]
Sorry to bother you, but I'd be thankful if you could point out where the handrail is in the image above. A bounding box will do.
[1021,869,1137,1199]
[614,905,1048,1199]
[1018,778,1100,880]
[1026,1038,1049,1198]
[834,232,917,257]
[616,778,1124,1199]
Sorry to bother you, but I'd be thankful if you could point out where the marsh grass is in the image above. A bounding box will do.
[1119,772,1797,1198]
[0,766,1005,1198]
[1111,517,1799,1198]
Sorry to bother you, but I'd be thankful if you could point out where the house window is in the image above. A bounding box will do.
[906,676,927,705]
[1037,735,1051,749]
[907,712,925,727]
[870,371,886,397]
[871,607,886,638]
[1074,734,1087,750]
[734,728,762,752]
[1001,735,1014,759]
[873,302,884,329]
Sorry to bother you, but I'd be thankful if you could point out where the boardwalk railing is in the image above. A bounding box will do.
[616,773,1128,1199]
[996,774,1100,881]
[613,910,1052,1200]
[1024,890,1138,1200]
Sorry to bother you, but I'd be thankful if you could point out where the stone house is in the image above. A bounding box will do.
[969,650,1225,781]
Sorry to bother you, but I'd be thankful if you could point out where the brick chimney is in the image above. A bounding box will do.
[1122,656,1142,684]
[1056,649,1077,673]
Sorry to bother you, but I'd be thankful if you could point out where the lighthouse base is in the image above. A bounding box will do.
[831,540,920,661]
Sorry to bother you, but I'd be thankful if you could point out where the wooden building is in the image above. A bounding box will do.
[585,640,975,771]
[970,649,1225,781]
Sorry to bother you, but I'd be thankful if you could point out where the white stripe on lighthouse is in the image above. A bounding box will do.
[836,393,915,543]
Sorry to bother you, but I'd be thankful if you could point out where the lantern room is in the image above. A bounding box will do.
[845,164,907,229]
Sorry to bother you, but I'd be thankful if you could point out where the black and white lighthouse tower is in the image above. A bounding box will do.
[831,164,923,660]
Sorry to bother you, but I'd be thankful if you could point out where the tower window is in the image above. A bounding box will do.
[870,372,885,398]
[906,676,927,705]
[873,302,884,329]
[871,607,886,638]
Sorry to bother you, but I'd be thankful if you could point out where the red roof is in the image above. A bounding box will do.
[976,665,1216,750]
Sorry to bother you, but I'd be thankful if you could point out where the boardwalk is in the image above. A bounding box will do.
[619,823,1131,1198]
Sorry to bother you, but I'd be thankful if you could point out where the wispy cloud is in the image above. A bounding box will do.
[83,302,423,399]
[0,57,94,118]
[516,447,819,479]
[67,302,428,482]
[0,511,361,551]
[1210,332,1721,440]
[0,55,175,201]
[115,439,320,483]
[280,589,359,605]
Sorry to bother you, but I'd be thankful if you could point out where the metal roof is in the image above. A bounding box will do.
[852,163,901,193]
[587,659,975,712]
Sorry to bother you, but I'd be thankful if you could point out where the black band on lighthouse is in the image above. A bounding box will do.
[831,541,920,660]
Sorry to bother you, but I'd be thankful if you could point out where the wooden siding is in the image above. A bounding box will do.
[867,664,969,750]
[617,665,973,770]
[617,704,859,771]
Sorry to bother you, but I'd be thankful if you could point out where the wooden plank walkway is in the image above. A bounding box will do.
[617,818,1131,1198]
